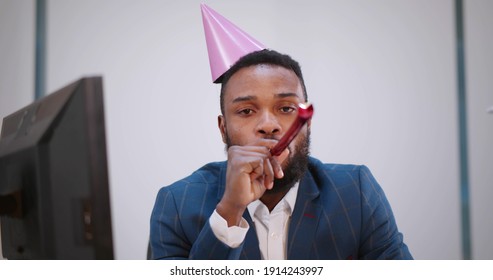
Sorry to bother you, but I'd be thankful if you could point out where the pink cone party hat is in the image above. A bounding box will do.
[201,3,266,83]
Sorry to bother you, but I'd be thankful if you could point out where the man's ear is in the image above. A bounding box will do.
[218,115,227,144]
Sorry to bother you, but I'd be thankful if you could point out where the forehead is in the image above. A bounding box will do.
[223,64,303,103]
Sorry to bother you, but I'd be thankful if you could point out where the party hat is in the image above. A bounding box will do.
[201,3,266,83]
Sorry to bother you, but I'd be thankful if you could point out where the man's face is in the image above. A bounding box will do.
[218,64,310,191]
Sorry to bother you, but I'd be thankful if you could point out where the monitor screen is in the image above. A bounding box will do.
[0,76,113,259]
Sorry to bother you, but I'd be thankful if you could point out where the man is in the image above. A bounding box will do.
[150,49,412,259]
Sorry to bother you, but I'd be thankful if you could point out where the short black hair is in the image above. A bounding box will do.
[219,49,308,115]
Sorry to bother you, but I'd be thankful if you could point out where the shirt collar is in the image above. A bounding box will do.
[247,182,299,218]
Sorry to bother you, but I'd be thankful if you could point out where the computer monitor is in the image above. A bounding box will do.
[0,76,113,259]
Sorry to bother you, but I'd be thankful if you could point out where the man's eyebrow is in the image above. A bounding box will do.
[275,92,299,99]
[232,95,257,103]
[231,93,299,103]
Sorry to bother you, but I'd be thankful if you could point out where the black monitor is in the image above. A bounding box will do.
[0,76,113,259]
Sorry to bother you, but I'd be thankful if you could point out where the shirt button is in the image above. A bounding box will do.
[270,233,279,239]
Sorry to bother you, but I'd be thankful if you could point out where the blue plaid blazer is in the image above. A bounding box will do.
[150,157,412,259]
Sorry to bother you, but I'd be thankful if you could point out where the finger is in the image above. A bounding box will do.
[252,138,280,148]
[263,158,274,189]
[228,145,271,158]
[270,156,283,179]
[271,148,290,178]
[247,157,264,179]
[275,147,290,165]
[241,139,280,155]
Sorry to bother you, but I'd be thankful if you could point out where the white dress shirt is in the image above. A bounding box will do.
[209,183,299,260]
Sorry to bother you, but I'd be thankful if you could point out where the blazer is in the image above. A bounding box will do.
[150,157,412,259]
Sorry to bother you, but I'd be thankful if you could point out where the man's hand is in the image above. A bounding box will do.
[216,139,289,227]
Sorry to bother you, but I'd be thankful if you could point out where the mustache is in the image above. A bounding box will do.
[225,134,281,148]
[261,135,280,140]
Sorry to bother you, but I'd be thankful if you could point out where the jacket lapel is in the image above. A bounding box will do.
[287,169,322,259]
[240,211,262,259]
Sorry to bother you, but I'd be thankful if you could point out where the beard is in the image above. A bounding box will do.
[225,129,310,194]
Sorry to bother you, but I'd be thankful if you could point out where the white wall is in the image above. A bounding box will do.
[1,0,491,260]
[0,0,34,118]
[274,0,461,259]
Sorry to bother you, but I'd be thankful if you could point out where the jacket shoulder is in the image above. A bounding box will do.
[160,161,226,193]
[308,157,363,180]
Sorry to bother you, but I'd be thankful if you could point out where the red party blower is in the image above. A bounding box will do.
[270,103,314,156]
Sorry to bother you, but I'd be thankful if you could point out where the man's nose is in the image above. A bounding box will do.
[256,111,281,136]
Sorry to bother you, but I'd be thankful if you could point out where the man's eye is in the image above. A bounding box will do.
[279,106,296,113]
[238,108,254,115]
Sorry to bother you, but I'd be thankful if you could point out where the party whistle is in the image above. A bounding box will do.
[270,103,314,156]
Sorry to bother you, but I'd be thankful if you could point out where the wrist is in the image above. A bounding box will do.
[216,200,246,227]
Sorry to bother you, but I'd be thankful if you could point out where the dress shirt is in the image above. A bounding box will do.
[209,183,299,260]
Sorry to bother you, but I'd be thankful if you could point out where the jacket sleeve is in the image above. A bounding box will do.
[358,165,413,259]
[149,185,245,259]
